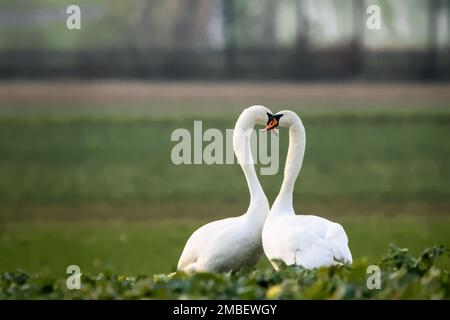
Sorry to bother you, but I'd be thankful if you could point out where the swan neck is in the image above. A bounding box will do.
[233,113,267,219]
[273,121,305,213]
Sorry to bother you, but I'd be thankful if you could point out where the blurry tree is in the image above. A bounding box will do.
[223,0,237,76]
[173,0,210,48]
[0,0,448,79]
[421,0,441,78]
[350,0,363,76]
[289,0,312,79]
[261,0,276,49]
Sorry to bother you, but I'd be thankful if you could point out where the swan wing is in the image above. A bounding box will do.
[325,222,353,264]
[177,218,236,271]
[288,225,336,269]
[267,216,352,269]
[298,215,353,264]
[266,217,335,269]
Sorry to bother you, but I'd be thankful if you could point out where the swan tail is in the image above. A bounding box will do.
[325,223,353,264]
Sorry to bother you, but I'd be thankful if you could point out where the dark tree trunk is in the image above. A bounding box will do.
[223,0,237,77]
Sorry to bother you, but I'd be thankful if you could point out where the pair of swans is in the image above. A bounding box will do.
[177,105,352,273]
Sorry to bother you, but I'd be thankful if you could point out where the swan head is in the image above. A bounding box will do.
[265,110,301,130]
[242,105,274,127]
[265,113,283,130]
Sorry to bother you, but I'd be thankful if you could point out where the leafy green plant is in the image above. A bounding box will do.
[1,245,448,300]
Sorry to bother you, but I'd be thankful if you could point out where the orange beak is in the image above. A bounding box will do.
[265,118,279,131]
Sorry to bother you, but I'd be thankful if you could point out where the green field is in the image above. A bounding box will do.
[0,104,449,278]
[1,216,449,277]
[1,109,449,207]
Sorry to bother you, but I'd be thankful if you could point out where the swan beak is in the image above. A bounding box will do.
[265,118,279,131]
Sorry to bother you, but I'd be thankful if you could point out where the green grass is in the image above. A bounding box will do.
[0,110,449,208]
[1,215,449,276]
[0,106,449,279]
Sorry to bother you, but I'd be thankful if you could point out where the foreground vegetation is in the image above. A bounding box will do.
[1,245,448,299]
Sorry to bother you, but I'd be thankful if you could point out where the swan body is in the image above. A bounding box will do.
[177,105,271,273]
[262,110,352,270]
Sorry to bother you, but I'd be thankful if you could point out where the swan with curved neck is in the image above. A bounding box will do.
[177,105,271,272]
[262,110,352,270]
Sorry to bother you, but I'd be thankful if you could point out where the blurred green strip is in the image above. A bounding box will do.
[0,109,449,208]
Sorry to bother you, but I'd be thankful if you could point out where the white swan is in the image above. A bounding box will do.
[177,105,272,273]
[262,110,352,270]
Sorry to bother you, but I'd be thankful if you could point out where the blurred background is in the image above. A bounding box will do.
[1,0,450,80]
[0,0,449,276]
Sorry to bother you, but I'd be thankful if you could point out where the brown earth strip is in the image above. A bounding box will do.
[1,82,450,108]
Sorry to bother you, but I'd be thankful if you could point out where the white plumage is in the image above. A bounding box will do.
[262,110,352,270]
[177,106,272,273]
